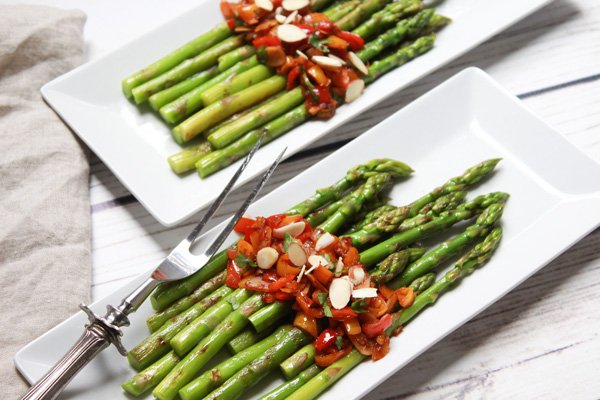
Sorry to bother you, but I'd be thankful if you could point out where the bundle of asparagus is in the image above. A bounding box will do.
[120,158,508,400]
[122,0,450,179]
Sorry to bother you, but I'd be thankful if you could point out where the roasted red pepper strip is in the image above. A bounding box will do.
[234,216,256,234]
[225,262,242,288]
[362,313,392,338]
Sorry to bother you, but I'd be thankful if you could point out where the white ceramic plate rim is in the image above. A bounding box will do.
[17,67,600,400]
[41,0,552,226]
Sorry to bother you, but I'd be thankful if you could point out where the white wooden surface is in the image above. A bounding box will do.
[9,0,600,398]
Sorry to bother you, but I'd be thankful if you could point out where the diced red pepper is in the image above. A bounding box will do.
[337,31,365,51]
[234,216,256,234]
[326,35,349,50]
[266,214,286,228]
[295,292,325,319]
[314,344,352,367]
[314,328,337,351]
[330,306,358,321]
[287,66,300,90]
[226,262,242,288]
[252,35,282,48]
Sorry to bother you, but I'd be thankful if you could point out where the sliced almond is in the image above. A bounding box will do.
[312,55,343,69]
[275,14,287,24]
[277,24,308,43]
[329,277,353,309]
[256,0,274,11]
[348,266,366,285]
[315,232,334,250]
[308,254,329,268]
[335,257,344,274]
[296,49,309,60]
[282,0,309,11]
[297,264,307,281]
[327,53,347,65]
[345,79,365,103]
[348,51,368,75]
[287,242,308,266]
[285,10,298,24]
[273,221,306,238]
[352,287,378,299]
[256,247,279,270]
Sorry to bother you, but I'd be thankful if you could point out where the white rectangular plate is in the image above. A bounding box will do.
[18,68,600,399]
[41,0,552,226]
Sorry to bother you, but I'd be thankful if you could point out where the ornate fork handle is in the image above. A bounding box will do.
[20,304,127,400]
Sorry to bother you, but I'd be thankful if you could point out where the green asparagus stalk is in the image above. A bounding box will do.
[408,159,501,217]
[248,301,292,333]
[409,272,436,294]
[122,351,180,396]
[159,55,260,124]
[346,191,467,247]
[392,227,503,325]
[260,364,321,400]
[287,159,413,216]
[280,343,317,380]
[395,191,467,231]
[200,327,311,400]
[196,104,310,178]
[167,140,213,175]
[323,0,361,22]
[153,293,266,400]
[127,285,233,371]
[227,327,272,354]
[148,66,220,111]
[207,87,304,149]
[286,349,365,400]
[347,159,502,247]
[370,247,427,284]
[343,204,396,234]
[172,75,286,144]
[359,192,508,267]
[200,64,274,106]
[352,0,423,40]
[307,184,365,226]
[132,35,245,104]
[122,23,232,97]
[357,9,435,62]
[319,173,395,234]
[178,325,296,400]
[150,250,229,311]
[146,271,226,332]
[311,0,337,11]
[170,289,252,357]
[420,14,452,35]
[336,0,392,31]
[364,34,436,84]
[218,45,256,71]
[389,202,505,288]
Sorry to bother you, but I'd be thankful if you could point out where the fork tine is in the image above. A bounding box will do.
[204,147,287,258]
[185,132,268,244]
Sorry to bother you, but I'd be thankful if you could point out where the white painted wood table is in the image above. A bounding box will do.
[12,0,600,398]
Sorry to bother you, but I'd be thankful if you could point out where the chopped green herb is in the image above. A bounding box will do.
[351,299,368,313]
[234,252,256,271]
[323,302,333,318]
[335,335,344,350]
[316,292,328,305]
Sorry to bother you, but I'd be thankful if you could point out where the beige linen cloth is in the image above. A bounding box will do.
[0,5,90,399]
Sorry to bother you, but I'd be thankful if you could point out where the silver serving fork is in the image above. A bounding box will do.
[21,139,286,400]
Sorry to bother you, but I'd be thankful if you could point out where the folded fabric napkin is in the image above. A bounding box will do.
[0,5,89,399]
